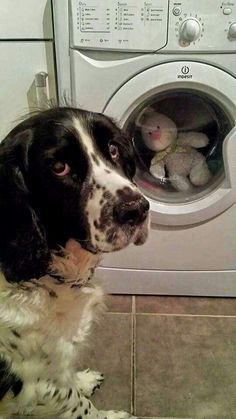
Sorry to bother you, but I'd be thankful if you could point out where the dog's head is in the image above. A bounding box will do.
[0,108,149,282]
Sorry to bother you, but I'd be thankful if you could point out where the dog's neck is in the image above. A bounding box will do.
[0,239,101,290]
[0,240,104,347]
[50,239,102,287]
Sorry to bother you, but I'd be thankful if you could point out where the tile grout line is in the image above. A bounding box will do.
[131,296,136,416]
[135,313,236,318]
[108,312,236,318]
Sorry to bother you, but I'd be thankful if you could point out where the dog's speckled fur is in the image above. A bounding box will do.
[0,107,149,418]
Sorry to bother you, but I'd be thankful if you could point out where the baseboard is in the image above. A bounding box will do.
[95,267,236,297]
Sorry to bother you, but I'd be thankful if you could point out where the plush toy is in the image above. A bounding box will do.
[138,110,211,192]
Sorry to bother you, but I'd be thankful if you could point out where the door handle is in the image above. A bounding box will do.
[35,71,49,109]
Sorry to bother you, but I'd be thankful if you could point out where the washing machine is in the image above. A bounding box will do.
[53,0,236,296]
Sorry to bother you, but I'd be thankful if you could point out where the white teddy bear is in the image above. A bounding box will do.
[138,109,212,192]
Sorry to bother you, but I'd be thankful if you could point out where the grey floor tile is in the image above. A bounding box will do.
[79,313,132,413]
[135,296,236,316]
[105,294,132,312]
[135,314,236,418]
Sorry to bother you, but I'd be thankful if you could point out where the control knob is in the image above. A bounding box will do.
[179,18,201,42]
[228,22,236,38]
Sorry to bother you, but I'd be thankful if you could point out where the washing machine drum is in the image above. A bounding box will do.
[129,91,230,202]
[104,62,236,226]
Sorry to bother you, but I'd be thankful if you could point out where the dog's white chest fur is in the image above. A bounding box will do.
[0,269,104,388]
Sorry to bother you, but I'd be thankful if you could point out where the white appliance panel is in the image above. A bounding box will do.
[0,42,57,140]
[166,0,236,52]
[53,0,236,295]
[70,0,168,51]
[100,204,236,271]
[0,0,53,39]
[70,0,236,52]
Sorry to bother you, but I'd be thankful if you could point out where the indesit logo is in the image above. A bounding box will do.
[181,66,189,74]
[177,66,193,79]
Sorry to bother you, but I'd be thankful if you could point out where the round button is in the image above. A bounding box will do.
[223,7,232,15]
[179,19,201,42]
[229,22,236,38]
[173,6,181,16]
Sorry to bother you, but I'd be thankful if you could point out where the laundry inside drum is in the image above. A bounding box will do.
[126,90,233,203]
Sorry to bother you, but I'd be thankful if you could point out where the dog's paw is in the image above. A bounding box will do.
[99,411,136,419]
[75,369,104,397]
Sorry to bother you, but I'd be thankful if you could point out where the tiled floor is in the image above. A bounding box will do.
[81,295,236,419]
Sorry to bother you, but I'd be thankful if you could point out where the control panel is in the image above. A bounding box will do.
[70,0,168,51]
[70,0,236,51]
[168,0,236,51]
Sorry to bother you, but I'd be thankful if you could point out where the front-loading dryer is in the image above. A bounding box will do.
[53,0,236,296]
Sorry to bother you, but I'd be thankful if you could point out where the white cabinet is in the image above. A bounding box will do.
[0,42,57,139]
[0,0,53,39]
[0,0,57,140]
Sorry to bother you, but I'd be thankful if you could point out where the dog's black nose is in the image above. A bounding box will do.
[114,196,149,226]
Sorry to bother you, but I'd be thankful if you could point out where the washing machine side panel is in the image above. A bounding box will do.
[100,204,236,271]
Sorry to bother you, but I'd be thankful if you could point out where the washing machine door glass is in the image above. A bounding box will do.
[126,90,232,204]
[104,61,236,225]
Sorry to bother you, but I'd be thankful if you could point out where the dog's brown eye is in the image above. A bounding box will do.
[109,144,119,162]
[52,162,70,176]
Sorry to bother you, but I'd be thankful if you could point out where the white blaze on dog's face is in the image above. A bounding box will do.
[73,116,150,253]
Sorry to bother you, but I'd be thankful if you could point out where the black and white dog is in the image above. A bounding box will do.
[0,108,149,418]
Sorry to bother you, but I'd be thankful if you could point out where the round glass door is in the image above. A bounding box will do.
[104,61,236,225]
[125,89,233,203]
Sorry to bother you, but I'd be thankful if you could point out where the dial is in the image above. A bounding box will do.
[179,18,201,43]
[228,22,236,38]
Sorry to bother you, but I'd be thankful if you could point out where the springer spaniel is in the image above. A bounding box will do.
[0,107,149,418]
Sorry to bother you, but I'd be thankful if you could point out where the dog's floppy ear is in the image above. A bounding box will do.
[0,129,50,282]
